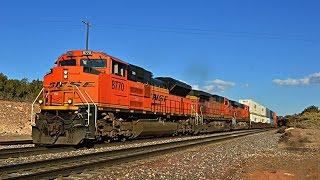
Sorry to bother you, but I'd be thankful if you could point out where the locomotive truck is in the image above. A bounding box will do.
[31,50,275,146]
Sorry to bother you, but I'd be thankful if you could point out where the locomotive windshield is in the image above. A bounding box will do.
[81,59,106,68]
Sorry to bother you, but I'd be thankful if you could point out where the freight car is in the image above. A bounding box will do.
[239,99,277,128]
[31,50,272,146]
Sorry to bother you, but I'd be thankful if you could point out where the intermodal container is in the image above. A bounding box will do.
[266,108,272,118]
[239,99,266,117]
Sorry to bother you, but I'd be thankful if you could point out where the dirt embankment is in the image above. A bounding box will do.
[279,127,320,150]
[243,127,320,180]
[0,100,32,137]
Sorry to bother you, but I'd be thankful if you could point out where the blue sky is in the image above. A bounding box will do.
[1,0,320,115]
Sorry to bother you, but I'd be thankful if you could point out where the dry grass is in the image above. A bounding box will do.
[286,112,320,129]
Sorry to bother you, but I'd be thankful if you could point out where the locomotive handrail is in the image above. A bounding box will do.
[31,88,44,125]
[191,105,199,125]
[74,85,90,127]
[199,106,204,125]
[84,90,97,130]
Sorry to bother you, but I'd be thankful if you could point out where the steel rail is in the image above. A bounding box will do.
[0,129,267,180]
[0,146,76,159]
[0,140,33,146]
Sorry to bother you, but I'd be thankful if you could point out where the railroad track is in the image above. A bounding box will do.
[0,146,76,159]
[0,136,191,159]
[0,129,266,180]
[0,129,259,159]
[0,140,33,146]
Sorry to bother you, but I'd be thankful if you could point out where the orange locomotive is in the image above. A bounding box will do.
[31,50,251,145]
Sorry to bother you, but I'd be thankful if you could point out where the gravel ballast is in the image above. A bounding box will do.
[5,129,318,179]
[74,130,283,179]
[0,131,249,166]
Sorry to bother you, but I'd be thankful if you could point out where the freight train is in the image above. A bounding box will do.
[31,50,276,145]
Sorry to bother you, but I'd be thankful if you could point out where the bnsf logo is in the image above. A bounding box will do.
[49,81,95,88]
[152,94,167,102]
[112,80,124,91]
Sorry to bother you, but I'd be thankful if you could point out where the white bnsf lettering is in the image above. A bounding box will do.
[49,81,95,88]
[152,94,167,102]
[112,80,124,91]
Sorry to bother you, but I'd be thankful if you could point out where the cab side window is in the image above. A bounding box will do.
[112,61,126,77]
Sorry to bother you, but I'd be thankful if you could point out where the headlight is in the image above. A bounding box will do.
[63,74,68,79]
[67,99,73,104]
[38,99,43,104]
[63,70,68,75]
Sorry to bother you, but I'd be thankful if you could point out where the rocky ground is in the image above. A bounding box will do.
[0,100,33,139]
[0,100,319,179]
[71,128,320,180]
[0,133,234,166]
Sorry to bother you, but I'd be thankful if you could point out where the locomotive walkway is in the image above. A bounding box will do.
[0,129,266,180]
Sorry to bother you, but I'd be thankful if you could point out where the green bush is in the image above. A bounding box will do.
[301,105,319,115]
[0,73,42,102]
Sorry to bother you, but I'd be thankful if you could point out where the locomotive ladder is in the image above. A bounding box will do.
[83,88,98,130]
[31,88,44,126]
[191,105,203,125]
